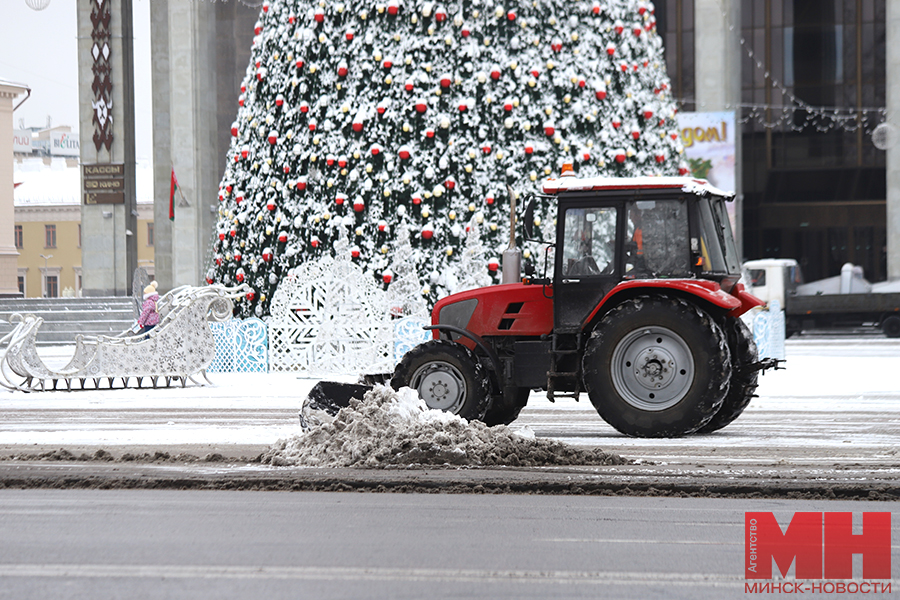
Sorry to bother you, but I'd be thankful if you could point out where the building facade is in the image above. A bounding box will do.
[13,202,154,298]
[659,0,889,282]
[13,159,154,298]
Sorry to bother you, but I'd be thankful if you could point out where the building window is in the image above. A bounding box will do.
[147,222,154,246]
[45,224,56,248]
[17,268,27,297]
[14,225,22,249]
[45,275,58,298]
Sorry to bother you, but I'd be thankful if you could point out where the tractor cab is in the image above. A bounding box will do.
[526,176,743,332]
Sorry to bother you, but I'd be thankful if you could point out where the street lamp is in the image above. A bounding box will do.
[39,254,52,269]
[25,0,52,10]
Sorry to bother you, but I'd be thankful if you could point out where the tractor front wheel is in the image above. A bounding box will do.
[483,386,531,426]
[391,340,491,421]
[583,296,731,437]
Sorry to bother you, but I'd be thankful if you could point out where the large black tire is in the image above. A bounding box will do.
[391,340,491,421]
[696,317,759,433]
[882,315,900,338]
[582,296,732,437]
[483,387,531,426]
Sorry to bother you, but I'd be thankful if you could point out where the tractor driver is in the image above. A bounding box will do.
[625,206,648,274]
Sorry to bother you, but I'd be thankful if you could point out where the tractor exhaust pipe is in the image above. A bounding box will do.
[502,184,522,284]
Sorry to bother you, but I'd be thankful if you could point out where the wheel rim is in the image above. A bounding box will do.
[410,361,467,413]
[610,326,694,411]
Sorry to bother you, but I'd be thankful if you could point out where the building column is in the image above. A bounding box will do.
[0,81,28,298]
[150,0,174,292]
[694,0,743,253]
[77,0,138,297]
[151,0,219,290]
[887,2,900,281]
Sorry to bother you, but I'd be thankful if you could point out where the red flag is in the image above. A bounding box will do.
[169,168,178,221]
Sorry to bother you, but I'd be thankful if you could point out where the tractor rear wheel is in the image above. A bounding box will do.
[583,296,731,437]
[391,340,491,421]
[696,317,759,433]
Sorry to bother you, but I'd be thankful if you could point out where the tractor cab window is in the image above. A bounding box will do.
[562,207,617,277]
[696,198,740,275]
[625,200,690,278]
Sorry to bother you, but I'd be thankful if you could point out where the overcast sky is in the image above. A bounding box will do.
[1,0,153,163]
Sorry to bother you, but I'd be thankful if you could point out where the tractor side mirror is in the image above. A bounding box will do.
[523,198,536,240]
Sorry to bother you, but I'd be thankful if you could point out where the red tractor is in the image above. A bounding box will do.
[389,175,774,437]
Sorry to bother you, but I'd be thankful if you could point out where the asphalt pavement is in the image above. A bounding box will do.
[1,490,897,600]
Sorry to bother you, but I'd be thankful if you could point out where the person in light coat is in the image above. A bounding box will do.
[137,281,160,336]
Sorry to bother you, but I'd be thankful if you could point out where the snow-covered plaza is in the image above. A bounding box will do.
[0,336,897,470]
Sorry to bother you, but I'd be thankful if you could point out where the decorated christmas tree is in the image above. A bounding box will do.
[209,0,686,317]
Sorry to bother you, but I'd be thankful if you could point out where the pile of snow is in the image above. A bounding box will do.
[262,386,626,468]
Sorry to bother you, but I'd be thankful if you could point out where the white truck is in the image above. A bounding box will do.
[742,258,900,338]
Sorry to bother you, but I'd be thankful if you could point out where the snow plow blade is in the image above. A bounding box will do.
[300,381,374,430]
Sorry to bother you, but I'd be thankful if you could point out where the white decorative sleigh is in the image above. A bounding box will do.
[0,284,248,392]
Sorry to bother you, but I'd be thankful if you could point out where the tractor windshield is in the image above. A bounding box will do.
[697,198,741,276]
[625,200,691,278]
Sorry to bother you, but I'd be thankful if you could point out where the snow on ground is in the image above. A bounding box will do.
[262,385,623,468]
[0,337,898,457]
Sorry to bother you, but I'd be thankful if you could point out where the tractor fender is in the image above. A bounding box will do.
[582,279,742,330]
[424,324,504,391]
[727,282,765,318]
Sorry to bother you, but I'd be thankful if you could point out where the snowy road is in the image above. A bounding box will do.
[0,336,898,496]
